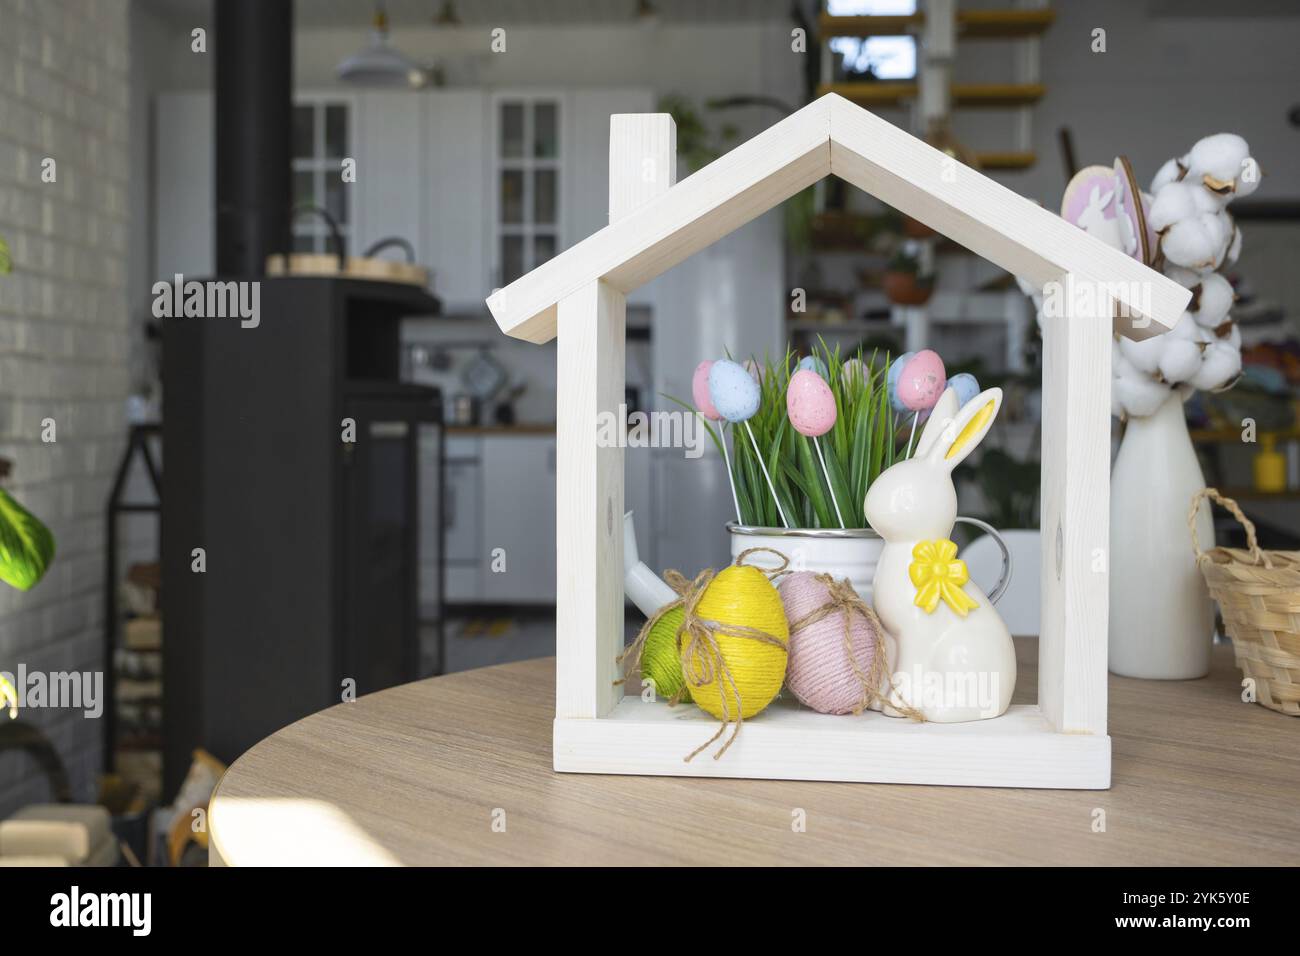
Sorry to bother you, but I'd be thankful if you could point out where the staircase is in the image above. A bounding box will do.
[816,1,1054,170]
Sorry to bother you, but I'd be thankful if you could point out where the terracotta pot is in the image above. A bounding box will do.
[883,271,934,306]
[903,216,936,239]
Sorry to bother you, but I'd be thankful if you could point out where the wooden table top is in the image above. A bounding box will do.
[209,639,1300,866]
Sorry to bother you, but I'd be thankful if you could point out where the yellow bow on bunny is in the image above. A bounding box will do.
[908,539,979,617]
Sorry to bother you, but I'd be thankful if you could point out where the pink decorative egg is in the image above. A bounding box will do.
[786,368,837,437]
[898,349,947,412]
[840,357,865,390]
[779,572,881,715]
[691,360,721,421]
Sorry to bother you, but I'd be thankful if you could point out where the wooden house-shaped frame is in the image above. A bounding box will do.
[487,94,1188,789]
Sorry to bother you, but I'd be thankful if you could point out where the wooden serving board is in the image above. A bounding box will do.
[265,253,429,288]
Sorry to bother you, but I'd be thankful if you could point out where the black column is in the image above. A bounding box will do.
[214,0,292,277]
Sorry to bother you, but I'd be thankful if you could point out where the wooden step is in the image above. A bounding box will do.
[958,9,1055,38]
[975,151,1036,170]
[818,82,1045,108]
[817,81,916,107]
[820,13,921,36]
[953,83,1045,106]
[820,9,1054,39]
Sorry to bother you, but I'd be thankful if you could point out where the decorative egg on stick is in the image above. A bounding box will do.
[840,356,866,392]
[787,369,845,528]
[709,359,791,528]
[797,354,829,379]
[947,371,980,407]
[887,351,915,413]
[895,349,947,457]
[693,360,741,523]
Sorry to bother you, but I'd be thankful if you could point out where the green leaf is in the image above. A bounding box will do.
[0,235,11,275]
[795,434,833,528]
[0,487,55,591]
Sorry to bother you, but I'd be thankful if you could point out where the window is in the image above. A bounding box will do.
[494,96,561,286]
[292,100,353,254]
[827,0,917,81]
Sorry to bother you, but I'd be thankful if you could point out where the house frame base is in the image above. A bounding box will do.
[554,699,1111,789]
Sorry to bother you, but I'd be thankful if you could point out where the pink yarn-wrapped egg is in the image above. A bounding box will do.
[779,572,881,715]
[786,369,837,437]
[691,360,721,421]
[898,349,947,412]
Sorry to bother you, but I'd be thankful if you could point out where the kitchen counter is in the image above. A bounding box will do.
[445,423,556,435]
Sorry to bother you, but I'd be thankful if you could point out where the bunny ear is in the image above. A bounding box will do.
[913,387,961,458]
[925,388,1003,470]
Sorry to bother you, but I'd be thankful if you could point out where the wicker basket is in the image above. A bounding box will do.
[1190,488,1300,716]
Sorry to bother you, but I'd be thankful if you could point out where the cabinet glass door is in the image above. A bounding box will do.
[493,96,561,286]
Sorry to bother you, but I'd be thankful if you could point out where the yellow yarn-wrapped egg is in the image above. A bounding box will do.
[684,565,789,720]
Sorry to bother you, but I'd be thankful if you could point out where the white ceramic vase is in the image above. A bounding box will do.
[1109,393,1215,679]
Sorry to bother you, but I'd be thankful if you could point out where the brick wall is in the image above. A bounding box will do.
[0,0,132,816]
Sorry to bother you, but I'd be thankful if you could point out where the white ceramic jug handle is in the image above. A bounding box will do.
[954,516,1013,606]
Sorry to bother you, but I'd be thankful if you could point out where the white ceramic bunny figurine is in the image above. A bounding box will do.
[864,386,1016,722]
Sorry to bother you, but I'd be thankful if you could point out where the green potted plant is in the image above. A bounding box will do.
[672,343,904,599]
[883,247,935,306]
[0,233,58,719]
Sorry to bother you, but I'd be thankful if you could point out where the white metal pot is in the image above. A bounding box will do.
[727,519,1011,606]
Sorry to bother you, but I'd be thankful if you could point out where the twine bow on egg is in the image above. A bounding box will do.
[909,539,978,617]
[617,547,790,763]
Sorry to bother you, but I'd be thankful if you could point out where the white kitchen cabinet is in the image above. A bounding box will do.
[154,86,648,313]
[441,434,483,603]
[424,90,490,314]
[564,87,657,308]
[564,88,655,243]
[480,434,557,603]
[353,91,425,266]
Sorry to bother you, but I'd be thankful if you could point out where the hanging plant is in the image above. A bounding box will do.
[0,487,55,591]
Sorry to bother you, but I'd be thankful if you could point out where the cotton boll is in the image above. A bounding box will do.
[1190,273,1233,327]
[1185,133,1257,201]
[1118,330,1167,374]
[1164,266,1202,290]
[1189,342,1242,391]
[1224,222,1242,265]
[1150,156,1188,194]
[1148,182,1198,231]
[1232,169,1260,200]
[1113,338,1138,378]
[1168,312,1201,341]
[1221,321,1241,351]
[1149,181,1218,231]
[1114,367,1172,418]
[1158,338,1204,384]
[1161,212,1231,271]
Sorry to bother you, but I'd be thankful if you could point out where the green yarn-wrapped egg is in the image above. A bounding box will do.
[641,607,691,702]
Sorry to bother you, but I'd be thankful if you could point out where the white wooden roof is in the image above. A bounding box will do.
[487,93,1189,344]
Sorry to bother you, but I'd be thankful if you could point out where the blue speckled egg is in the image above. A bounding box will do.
[708,359,762,423]
[887,351,914,412]
[797,355,829,379]
[948,372,980,407]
